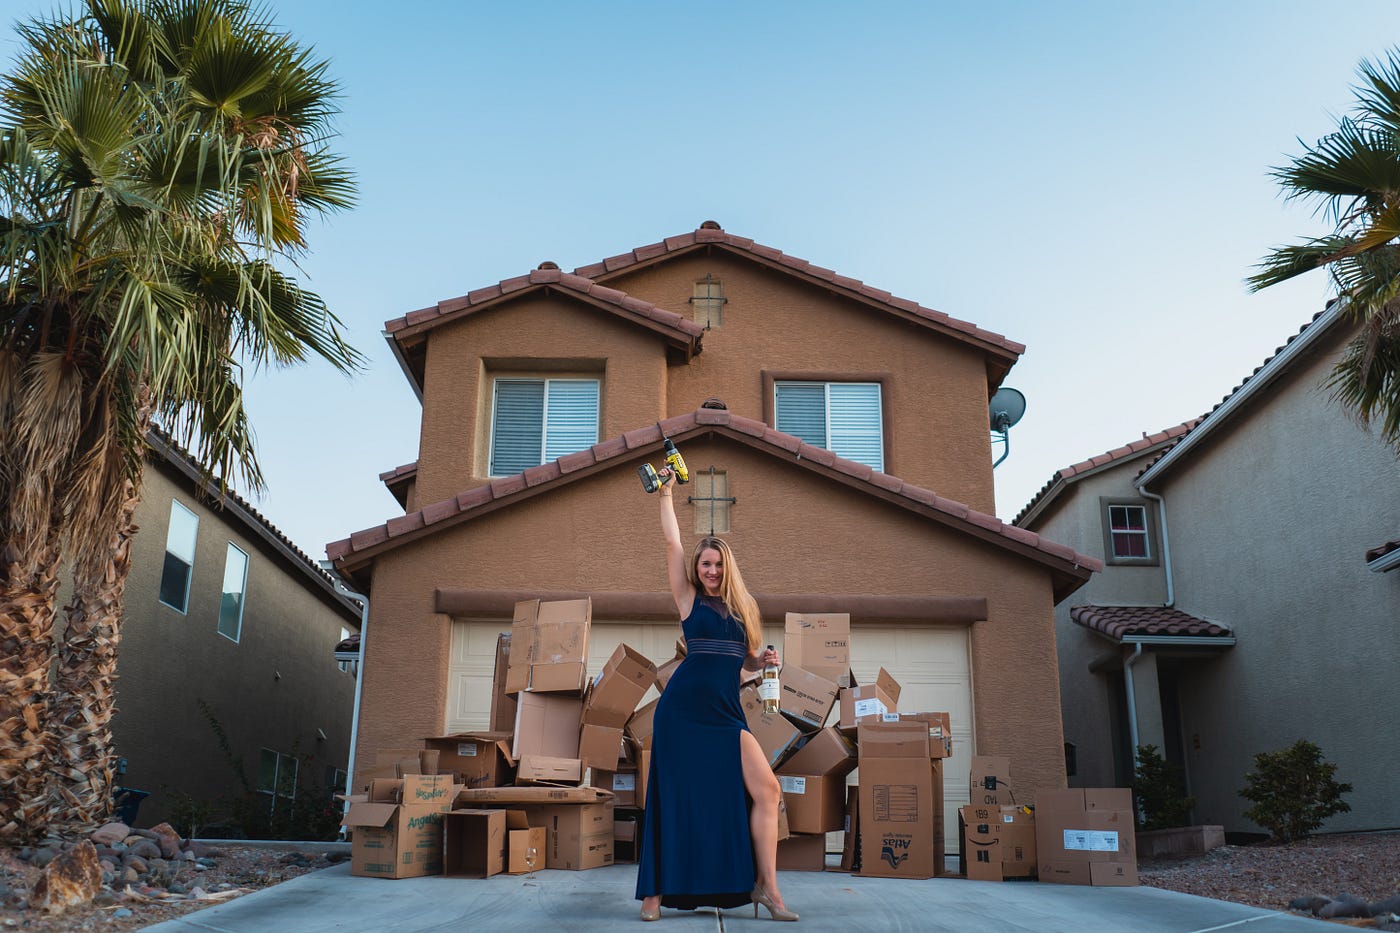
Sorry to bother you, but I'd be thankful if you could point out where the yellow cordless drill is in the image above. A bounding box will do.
[637,437,690,493]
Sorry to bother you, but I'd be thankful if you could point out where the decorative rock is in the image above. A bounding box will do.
[324,851,349,864]
[92,892,118,908]
[149,822,183,859]
[129,839,161,861]
[30,848,58,869]
[168,883,187,895]
[29,839,102,914]
[90,822,130,847]
[185,840,211,858]
[114,908,133,919]
[98,858,116,873]
[120,867,140,884]
[16,847,32,862]
[1372,896,1400,915]
[1290,896,1330,913]
[1319,895,1372,919]
[193,864,208,871]
[180,849,196,861]
[188,886,207,899]
[125,856,148,874]
[96,847,121,863]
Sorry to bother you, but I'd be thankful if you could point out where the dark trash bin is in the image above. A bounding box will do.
[113,787,150,826]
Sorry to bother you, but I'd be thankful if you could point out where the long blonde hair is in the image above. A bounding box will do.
[689,536,762,651]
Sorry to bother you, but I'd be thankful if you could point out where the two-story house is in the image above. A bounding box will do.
[328,222,1099,848]
[111,433,363,829]
[1015,299,1400,835]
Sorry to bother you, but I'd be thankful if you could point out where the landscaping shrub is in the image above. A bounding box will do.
[1239,739,1352,843]
[1133,744,1196,830]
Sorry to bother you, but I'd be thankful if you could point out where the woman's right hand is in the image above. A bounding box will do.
[658,467,677,490]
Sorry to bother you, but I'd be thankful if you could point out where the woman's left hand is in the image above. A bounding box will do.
[761,646,781,668]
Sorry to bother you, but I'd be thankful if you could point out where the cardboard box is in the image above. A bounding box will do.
[625,698,658,750]
[969,756,1016,806]
[593,766,639,807]
[856,721,937,880]
[515,755,582,785]
[781,726,857,778]
[779,664,840,731]
[341,775,458,879]
[838,785,859,873]
[1035,788,1138,886]
[513,692,583,760]
[457,785,613,805]
[839,668,901,732]
[961,804,1036,881]
[507,811,546,874]
[422,732,515,789]
[505,598,591,694]
[613,811,640,863]
[776,833,827,871]
[583,644,656,729]
[578,724,625,772]
[784,613,852,686]
[443,809,506,878]
[739,682,805,768]
[489,632,516,732]
[638,749,651,810]
[354,746,422,790]
[776,772,846,834]
[655,641,686,692]
[891,712,952,759]
[528,802,615,870]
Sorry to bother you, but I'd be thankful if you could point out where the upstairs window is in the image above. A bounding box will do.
[1100,498,1159,565]
[159,501,199,613]
[489,378,600,476]
[775,381,884,472]
[691,275,725,328]
[218,543,249,642]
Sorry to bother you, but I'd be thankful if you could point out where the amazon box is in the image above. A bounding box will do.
[781,726,857,778]
[776,833,827,871]
[776,771,846,834]
[969,756,1016,806]
[489,632,516,732]
[739,682,805,768]
[341,774,458,879]
[1035,788,1137,886]
[961,804,1036,881]
[856,721,937,880]
[443,809,507,878]
[784,613,852,686]
[505,598,591,694]
[839,669,901,733]
[779,664,840,731]
[422,732,514,789]
[583,644,656,729]
[578,724,625,773]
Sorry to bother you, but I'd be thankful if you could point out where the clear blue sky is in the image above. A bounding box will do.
[3,1,1396,558]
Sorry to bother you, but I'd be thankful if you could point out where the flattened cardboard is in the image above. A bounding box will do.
[583,644,656,729]
[578,724,625,772]
[969,756,1016,806]
[504,599,539,695]
[784,613,852,686]
[423,732,515,789]
[489,632,516,732]
[514,755,582,785]
[776,833,827,871]
[780,726,857,778]
[739,682,805,769]
[443,809,506,878]
[512,692,583,760]
[779,664,840,730]
[777,772,846,834]
[839,668,901,732]
[456,785,614,805]
[856,721,936,880]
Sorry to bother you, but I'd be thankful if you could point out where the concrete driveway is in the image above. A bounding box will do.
[142,862,1335,932]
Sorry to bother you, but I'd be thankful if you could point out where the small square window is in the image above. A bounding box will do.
[1101,500,1157,565]
[691,470,731,535]
[691,276,725,328]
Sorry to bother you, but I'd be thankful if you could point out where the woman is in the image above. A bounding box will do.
[635,467,798,922]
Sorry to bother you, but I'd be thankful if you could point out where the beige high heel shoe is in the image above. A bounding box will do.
[640,901,660,921]
[751,886,799,922]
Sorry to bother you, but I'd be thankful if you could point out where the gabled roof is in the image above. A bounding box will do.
[379,460,417,508]
[1070,605,1234,643]
[1014,420,1200,527]
[327,406,1100,601]
[384,265,706,398]
[573,221,1025,388]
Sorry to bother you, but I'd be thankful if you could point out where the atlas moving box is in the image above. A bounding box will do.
[513,691,583,786]
[856,721,939,880]
[776,833,827,871]
[505,598,591,694]
[779,664,841,731]
[1036,788,1139,886]
[838,668,901,733]
[489,632,516,732]
[422,732,514,789]
[578,724,625,773]
[784,612,852,687]
[655,641,686,692]
[892,711,952,759]
[739,681,805,768]
[583,644,656,729]
[341,774,459,879]
[970,755,1016,805]
[961,804,1037,881]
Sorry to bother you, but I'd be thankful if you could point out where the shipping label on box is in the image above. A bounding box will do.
[423,732,515,789]
[777,772,846,835]
[779,664,840,730]
[784,613,851,686]
[593,768,638,807]
[840,669,901,731]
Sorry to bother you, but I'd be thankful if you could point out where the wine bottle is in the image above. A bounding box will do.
[760,645,780,713]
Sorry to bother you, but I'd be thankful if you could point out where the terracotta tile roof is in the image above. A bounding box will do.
[1013,419,1201,527]
[384,267,705,352]
[328,406,1101,601]
[1070,605,1233,641]
[379,460,417,508]
[1366,538,1400,563]
[572,222,1025,377]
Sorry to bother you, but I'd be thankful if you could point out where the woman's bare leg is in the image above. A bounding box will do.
[739,730,788,908]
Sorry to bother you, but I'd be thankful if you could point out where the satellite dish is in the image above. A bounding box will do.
[989,387,1026,468]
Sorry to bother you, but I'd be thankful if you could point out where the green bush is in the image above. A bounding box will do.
[1238,739,1352,843]
[1133,744,1195,830]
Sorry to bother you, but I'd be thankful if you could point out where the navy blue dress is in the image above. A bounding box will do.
[635,594,755,909]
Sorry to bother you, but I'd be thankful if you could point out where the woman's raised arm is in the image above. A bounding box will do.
[658,469,694,619]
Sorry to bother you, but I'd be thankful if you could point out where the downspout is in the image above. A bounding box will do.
[1136,486,1174,608]
[1123,642,1144,765]
[322,563,369,829]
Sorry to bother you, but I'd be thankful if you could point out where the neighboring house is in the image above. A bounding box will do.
[328,221,1098,851]
[109,432,362,828]
[1016,299,1400,835]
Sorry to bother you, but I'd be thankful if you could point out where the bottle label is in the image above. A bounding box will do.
[758,679,780,702]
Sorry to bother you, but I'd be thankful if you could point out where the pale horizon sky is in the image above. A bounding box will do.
[2,1,1396,563]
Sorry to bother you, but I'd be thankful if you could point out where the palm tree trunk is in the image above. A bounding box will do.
[0,523,62,844]
[48,471,143,832]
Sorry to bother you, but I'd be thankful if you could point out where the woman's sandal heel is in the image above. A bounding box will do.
[751,886,799,922]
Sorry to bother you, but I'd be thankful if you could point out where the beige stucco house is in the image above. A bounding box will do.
[328,222,1100,851]
[1016,299,1400,835]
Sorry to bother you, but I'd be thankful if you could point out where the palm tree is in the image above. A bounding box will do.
[0,0,360,841]
[1250,50,1400,449]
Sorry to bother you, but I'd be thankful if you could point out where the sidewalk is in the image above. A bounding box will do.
[144,862,1336,933]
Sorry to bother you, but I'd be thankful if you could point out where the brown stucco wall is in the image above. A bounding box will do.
[412,294,669,506]
[106,462,360,828]
[353,437,1066,800]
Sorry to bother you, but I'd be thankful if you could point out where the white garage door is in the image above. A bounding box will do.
[446,619,973,854]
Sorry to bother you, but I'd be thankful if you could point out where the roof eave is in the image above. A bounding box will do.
[1367,547,1400,573]
[384,328,424,402]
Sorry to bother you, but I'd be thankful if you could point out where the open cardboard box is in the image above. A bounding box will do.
[505,598,591,694]
[341,775,461,879]
[583,644,656,730]
[784,612,852,687]
[839,668,901,732]
[422,732,514,789]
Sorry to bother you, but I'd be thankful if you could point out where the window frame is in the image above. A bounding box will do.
[1099,497,1161,566]
[257,748,298,815]
[764,371,892,474]
[487,376,601,478]
[158,500,200,614]
[217,542,249,643]
[689,275,726,328]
